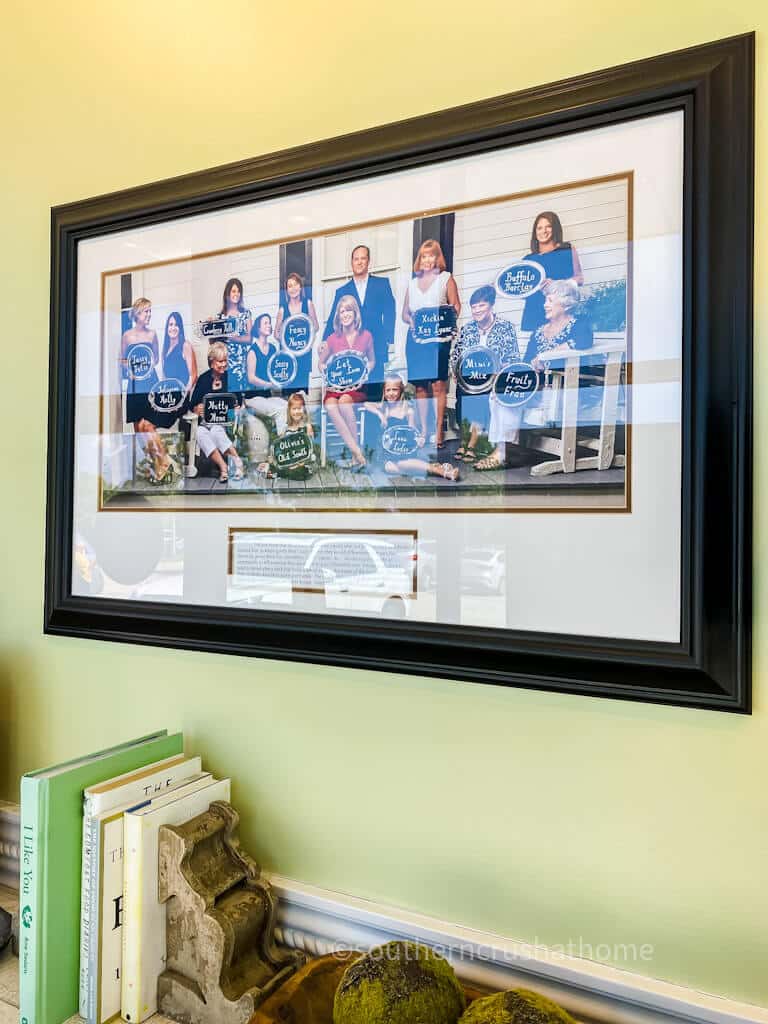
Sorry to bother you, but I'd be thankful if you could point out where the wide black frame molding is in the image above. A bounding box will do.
[45,34,754,712]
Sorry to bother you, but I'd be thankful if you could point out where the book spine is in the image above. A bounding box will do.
[86,816,100,1024]
[78,804,93,1018]
[120,813,143,1023]
[19,776,43,1024]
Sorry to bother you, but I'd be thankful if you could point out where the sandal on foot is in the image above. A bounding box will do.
[462,449,478,464]
[474,451,504,471]
[439,462,460,481]
[454,446,468,461]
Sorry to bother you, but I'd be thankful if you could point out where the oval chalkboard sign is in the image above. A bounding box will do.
[382,424,420,457]
[127,343,155,382]
[411,304,457,344]
[272,429,314,470]
[456,346,498,394]
[148,377,186,414]
[493,361,540,408]
[267,350,298,388]
[323,350,369,393]
[495,260,546,299]
[281,314,314,356]
[203,392,238,423]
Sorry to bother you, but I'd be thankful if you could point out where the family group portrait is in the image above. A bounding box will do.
[99,173,631,512]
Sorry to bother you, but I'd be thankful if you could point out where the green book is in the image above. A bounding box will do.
[19,730,184,1024]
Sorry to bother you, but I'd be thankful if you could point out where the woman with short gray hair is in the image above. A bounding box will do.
[476,279,593,471]
[524,279,591,367]
[189,342,244,482]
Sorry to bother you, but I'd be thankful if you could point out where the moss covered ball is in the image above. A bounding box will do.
[333,940,466,1024]
[459,989,577,1024]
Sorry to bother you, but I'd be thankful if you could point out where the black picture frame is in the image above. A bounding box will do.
[45,34,754,712]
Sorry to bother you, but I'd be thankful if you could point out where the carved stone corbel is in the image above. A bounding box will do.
[158,800,305,1024]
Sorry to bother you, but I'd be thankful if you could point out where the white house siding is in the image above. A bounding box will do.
[109,177,628,412]
[453,177,629,337]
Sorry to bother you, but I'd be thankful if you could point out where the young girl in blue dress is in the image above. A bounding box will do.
[366,376,459,481]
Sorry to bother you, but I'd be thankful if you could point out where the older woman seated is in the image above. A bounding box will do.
[477,279,594,471]
[189,341,244,482]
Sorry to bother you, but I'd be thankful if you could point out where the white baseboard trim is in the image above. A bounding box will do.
[266,873,768,1024]
[0,801,763,1024]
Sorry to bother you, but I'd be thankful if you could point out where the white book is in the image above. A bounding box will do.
[79,751,197,1020]
[121,775,232,1023]
[86,765,207,1024]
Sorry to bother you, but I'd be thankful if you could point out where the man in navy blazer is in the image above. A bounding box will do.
[323,245,396,401]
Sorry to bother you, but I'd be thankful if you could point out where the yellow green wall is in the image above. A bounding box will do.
[1,0,765,1007]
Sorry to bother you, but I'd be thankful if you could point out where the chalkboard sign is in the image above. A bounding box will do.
[203,392,238,423]
[148,377,186,414]
[495,260,546,299]
[267,350,298,388]
[126,343,155,381]
[198,313,249,339]
[382,424,421,457]
[411,304,457,344]
[456,346,498,394]
[272,429,314,471]
[323,350,369,393]
[493,361,540,407]
[281,314,314,356]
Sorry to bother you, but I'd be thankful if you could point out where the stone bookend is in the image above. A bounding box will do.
[158,800,305,1024]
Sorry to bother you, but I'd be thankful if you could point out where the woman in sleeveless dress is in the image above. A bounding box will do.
[213,277,253,394]
[318,294,374,469]
[120,297,178,481]
[121,297,159,429]
[521,212,584,335]
[244,313,288,434]
[154,311,198,428]
[274,272,319,397]
[402,239,461,448]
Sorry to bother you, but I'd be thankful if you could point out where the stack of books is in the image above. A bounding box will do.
[19,730,231,1024]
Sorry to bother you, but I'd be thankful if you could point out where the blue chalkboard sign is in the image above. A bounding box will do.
[281,314,314,356]
[126,343,155,382]
[495,260,546,299]
[493,361,540,408]
[203,392,238,423]
[456,346,498,394]
[267,350,298,387]
[198,313,249,339]
[411,304,457,344]
[382,424,420,457]
[324,350,369,393]
[148,377,186,414]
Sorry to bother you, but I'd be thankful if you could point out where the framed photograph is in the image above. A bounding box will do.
[45,34,753,711]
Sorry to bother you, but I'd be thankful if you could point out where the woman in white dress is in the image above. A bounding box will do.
[401,238,461,448]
